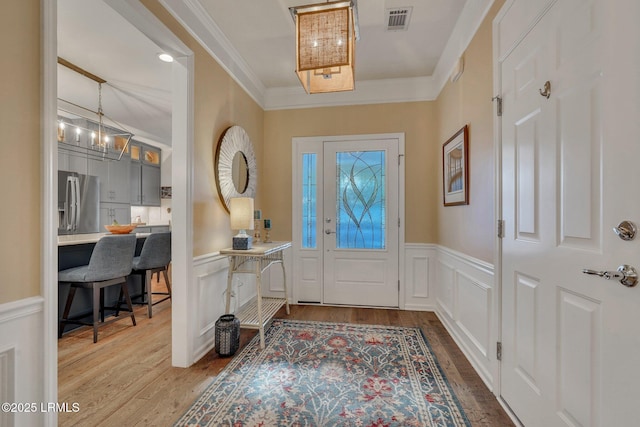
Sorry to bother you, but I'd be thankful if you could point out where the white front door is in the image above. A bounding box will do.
[292,134,403,307]
[323,139,399,306]
[500,0,640,425]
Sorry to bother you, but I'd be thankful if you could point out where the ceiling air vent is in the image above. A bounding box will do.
[385,7,412,31]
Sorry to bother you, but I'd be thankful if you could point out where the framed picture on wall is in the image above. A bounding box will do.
[442,125,469,206]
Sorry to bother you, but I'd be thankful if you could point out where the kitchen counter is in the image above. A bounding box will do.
[58,232,152,246]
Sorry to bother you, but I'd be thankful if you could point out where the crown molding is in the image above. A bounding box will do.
[264,76,437,110]
[158,0,495,110]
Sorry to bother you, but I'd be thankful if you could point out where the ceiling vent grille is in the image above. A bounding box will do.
[385,7,412,31]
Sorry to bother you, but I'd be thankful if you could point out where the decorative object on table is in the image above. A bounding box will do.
[104,224,136,234]
[443,124,469,206]
[263,218,272,243]
[214,314,241,357]
[253,209,262,243]
[215,125,257,213]
[175,319,471,426]
[289,1,359,94]
[230,197,254,250]
[160,186,172,199]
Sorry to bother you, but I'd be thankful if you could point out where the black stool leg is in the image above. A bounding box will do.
[59,285,77,338]
[146,270,153,318]
[93,283,100,343]
[121,281,137,326]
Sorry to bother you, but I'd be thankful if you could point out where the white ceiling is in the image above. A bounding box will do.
[57,0,492,146]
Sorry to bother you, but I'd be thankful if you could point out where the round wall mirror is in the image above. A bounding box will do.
[231,151,249,193]
[214,125,257,213]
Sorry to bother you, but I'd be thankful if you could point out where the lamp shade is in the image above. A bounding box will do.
[292,1,357,94]
[230,197,254,231]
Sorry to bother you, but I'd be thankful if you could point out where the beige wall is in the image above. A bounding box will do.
[142,1,265,256]
[435,0,504,263]
[264,102,438,243]
[0,0,41,304]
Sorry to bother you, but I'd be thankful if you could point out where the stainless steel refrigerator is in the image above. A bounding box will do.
[58,170,100,235]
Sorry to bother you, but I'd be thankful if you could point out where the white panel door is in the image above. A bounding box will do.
[323,139,399,307]
[500,0,640,425]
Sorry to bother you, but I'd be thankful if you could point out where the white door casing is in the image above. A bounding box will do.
[499,0,640,425]
[292,134,405,308]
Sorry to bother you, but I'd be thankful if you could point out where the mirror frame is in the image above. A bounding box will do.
[214,125,257,213]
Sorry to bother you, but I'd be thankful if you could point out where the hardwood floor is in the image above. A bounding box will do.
[58,287,514,426]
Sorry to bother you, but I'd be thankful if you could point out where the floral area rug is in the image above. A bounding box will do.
[175,320,470,427]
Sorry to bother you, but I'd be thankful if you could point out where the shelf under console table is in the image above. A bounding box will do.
[220,241,291,349]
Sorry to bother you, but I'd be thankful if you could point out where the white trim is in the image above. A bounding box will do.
[42,0,58,424]
[170,53,195,367]
[157,0,496,110]
[111,0,195,368]
[265,76,437,110]
[491,0,508,402]
[0,297,45,323]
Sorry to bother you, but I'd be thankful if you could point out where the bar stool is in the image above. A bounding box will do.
[129,232,171,318]
[58,234,137,343]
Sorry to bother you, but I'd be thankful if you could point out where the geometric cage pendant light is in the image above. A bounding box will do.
[290,0,359,94]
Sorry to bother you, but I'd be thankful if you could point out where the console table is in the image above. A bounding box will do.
[220,241,291,349]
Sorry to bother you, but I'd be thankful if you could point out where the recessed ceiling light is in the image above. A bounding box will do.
[158,53,174,63]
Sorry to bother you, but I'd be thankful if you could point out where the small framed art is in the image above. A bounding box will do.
[442,125,469,206]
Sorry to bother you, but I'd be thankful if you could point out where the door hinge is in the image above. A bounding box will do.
[492,95,503,116]
[497,219,505,238]
[497,341,502,361]
[398,218,401,228]
[398,154,404,166]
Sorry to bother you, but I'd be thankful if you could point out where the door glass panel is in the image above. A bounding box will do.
[335,150,386,249]
[302,153,317,248]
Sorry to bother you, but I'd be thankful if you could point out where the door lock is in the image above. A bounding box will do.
[613,220,636,241]
[582,265,638,287]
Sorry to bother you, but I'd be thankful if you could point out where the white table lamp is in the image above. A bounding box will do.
[230,197,254,250]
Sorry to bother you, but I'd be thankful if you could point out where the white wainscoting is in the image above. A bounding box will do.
[403,244,498,392]
[192,254,253,361]
[0,296,45,427]
[404,244,438,310]
[435,246,497,391]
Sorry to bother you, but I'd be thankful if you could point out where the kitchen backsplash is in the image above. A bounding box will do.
[131,199,172,225]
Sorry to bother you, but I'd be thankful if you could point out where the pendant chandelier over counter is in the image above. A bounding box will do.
[290,0,359,94]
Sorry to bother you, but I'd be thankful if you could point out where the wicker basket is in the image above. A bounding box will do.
[215,314,240,357]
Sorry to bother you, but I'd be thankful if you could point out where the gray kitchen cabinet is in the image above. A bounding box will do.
[134,225,170,233]
[100,203,130,229]
[88,155,131,204]
[130,161,142,205]
[130,141,161,207]
[141,164,161,206]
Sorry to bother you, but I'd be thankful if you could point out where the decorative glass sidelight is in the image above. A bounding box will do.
[335,150,386,249]
[301,153,317,248]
